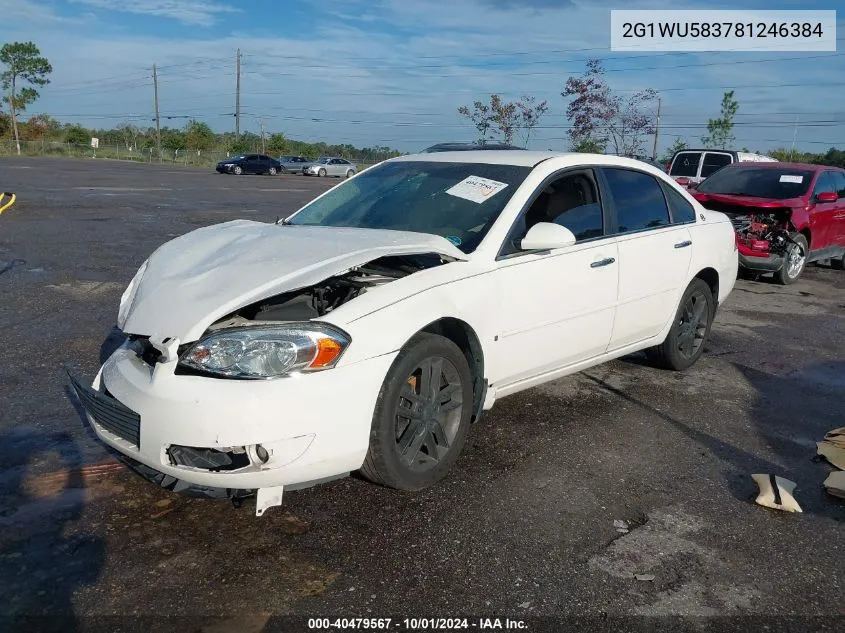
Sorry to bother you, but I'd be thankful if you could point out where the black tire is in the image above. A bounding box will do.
[268,167,278,176]
[232,165,243,175]
[774,233,808,285]
[831,255,845,270]
[346,169,355,179]
[359,333,473,491]
[318,168,327,177]
[645,278,715,371]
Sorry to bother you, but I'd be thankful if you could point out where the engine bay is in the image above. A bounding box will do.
[727,211,797,256]
[210,253,448,329]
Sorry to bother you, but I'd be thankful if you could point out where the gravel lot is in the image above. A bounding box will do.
[1,157,843,631]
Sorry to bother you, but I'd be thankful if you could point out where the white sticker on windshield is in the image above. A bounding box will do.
[445,176,509,204]
[779,175,803,184]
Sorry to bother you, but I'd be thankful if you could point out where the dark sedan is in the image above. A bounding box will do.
[216,154,282,175]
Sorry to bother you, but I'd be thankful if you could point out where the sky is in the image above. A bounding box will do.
[1,0,843,155]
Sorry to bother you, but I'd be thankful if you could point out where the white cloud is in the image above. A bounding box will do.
[69,0,238,27]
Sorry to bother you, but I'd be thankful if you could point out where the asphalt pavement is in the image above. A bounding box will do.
[0,157,842,631]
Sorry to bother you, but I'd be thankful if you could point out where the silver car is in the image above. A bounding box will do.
[277,155,313,174]
[303,157,357,178]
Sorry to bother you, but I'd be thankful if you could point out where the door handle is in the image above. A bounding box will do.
[590,257,616,268]
[674,240,693,249]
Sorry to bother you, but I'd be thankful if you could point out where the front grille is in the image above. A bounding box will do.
[68,370,141,447]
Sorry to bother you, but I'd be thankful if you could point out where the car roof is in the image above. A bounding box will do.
[725,161,834,172]
[391,150,673,170]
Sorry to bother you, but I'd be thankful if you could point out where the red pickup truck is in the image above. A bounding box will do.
[690,162,845,284]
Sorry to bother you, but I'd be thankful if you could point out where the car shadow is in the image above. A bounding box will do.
[0,426,106,632]
[582,361,843,518]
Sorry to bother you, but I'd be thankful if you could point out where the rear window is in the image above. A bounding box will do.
[697,167,815,200]
[700,152,733,178]
[670,152,702,177]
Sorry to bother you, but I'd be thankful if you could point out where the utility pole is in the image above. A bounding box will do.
[652,95,662,161]
[235,48,241,139]
[259,118,266,154]
[152,63,161,163]
[790,116,799,160]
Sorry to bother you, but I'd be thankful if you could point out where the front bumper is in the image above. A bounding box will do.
[71,341,396,497]
[737,244,785,273]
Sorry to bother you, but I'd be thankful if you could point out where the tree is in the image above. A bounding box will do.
[606,88,657,157]
[228,139,250,154]
[661,137,688,164]
[562,58,657,156]
[516,95,549,147]
[701,90,739,148]
[572,139,605,153]
[63,124,90,145]
[561,58,615,152]
[161,127,186,152]
[0,42,52,155]
[117,121,140,150]
[266,132,287,154]
[184,119,214,152]
[458,100,494,144]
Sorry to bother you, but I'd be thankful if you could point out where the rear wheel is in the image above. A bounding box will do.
[774,233,808,285]
[346,169,355,179]
[268,167,278,175]
[831,254,845,270]
[359,333,473,491]
[646,278,715,371]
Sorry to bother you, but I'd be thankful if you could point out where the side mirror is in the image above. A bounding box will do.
[521,222,577,251]
[816,191,838,203]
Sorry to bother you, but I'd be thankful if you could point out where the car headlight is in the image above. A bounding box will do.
[117,259,148,329]
[179,323,351,379]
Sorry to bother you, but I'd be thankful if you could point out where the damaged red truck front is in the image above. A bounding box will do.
[690,163,845,285]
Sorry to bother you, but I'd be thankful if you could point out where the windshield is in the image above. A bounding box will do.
[287,160,532,253]
[697,166,815,199]
[229,154,246,161]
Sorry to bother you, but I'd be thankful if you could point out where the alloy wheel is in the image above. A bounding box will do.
[394,357,463,472]
[676,290,709,360]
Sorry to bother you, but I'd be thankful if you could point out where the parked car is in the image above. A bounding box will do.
[630,156,667,172]
[690,162,845,284]
[303,157,357,178]
[68,151,737,516]
[422,142,525,152]
[216,154,282,176]
[277,155,313,174]
[668,149,777,186]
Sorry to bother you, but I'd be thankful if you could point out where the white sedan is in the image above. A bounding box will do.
[69,151,738,516]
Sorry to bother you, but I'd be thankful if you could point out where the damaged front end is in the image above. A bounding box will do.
[696,199,803,273]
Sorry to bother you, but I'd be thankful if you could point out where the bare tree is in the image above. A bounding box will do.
[562,58,657,156]
[516,95,549,147]
[457,100,494,144]
[606,89,658,157]
[117,121,140,150]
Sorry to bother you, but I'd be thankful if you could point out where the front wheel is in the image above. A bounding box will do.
[774,233,808,285]
[232,165,243,175]
[645,278,715,371]
[318,168,327,177]
[359,333,473,491]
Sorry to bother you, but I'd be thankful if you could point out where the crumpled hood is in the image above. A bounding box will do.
[121,219,467,343]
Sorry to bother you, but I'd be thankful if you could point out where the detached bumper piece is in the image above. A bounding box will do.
[67,369,140,447]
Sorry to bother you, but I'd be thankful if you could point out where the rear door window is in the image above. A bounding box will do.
[602,168,671,233]
[701,152,733,178]
[670,152,702,177]
[663,184,697,224]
